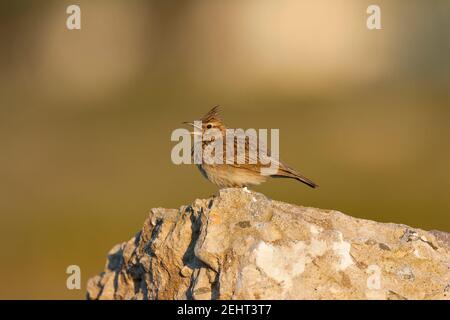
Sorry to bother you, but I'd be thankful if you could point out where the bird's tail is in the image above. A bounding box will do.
[271,164,318,189]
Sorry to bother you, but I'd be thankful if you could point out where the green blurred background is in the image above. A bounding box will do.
[0,0,449,299]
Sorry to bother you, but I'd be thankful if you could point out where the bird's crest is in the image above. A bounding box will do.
[201,105,221,123]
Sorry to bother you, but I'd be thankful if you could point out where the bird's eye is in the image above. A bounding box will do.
[206,124,212,129]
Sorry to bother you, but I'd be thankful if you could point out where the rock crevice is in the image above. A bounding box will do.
[87,188,450,300]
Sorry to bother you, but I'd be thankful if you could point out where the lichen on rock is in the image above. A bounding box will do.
[87,188,450,300]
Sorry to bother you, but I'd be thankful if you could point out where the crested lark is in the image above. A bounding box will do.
[183,106,317,189]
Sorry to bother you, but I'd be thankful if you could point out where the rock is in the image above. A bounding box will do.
[86,188,450,300]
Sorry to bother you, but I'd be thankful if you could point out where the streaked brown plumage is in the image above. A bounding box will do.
[184,106,318,189]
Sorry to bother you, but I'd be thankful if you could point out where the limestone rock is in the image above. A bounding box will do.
[87,188,450,300]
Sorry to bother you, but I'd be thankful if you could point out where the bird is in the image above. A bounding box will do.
[182,106,318,189]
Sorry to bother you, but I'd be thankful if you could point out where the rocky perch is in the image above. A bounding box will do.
[87,188,450,300]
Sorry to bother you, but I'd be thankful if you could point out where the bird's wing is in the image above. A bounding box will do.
[227,136,318,188]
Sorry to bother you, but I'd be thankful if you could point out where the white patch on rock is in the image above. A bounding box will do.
[309,238,327,256]
[413,249,420,257]
[254,238,329,290]
[309,225,322,235]
[332,232,354,270]
[255,241,308,289]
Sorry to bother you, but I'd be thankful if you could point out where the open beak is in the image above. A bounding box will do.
[182,121,202,135]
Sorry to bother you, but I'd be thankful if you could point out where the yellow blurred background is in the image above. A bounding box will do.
[0,0,449,299]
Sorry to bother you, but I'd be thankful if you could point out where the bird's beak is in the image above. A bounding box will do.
[182,121,202,135]
[182,121,194,127]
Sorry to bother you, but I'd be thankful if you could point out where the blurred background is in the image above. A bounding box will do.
[0,0,449,299]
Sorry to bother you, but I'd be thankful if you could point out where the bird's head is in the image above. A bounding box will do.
[183,105,226,141]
